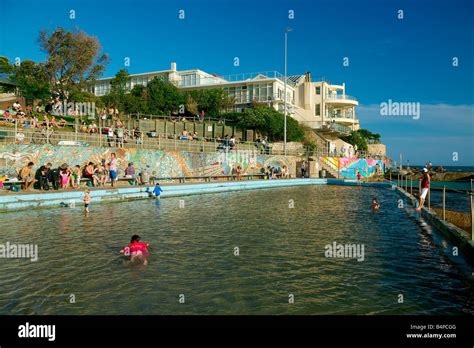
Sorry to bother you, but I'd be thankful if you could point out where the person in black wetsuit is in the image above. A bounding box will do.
[34,163,52,190]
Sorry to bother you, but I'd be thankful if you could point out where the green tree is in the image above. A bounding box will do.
[122,85,148,114]
[185,95,199,115]
[108,68,131,110]
[9,60,51,105]
[0,56,14,74]
[341,130,368,151]
[184,89,234,116]
[146,77,183,115]
[230,104,305,142]
[39,27,109,98]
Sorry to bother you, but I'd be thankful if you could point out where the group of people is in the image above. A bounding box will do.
[217,135,240,152]
[1,102,65,129]
[17,162,80,191]
[179,129,199,141]
[16,153,156,191]
[265,165,290,179]
[255,137,270,154]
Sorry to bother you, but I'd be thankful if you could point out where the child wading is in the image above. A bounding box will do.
[120,235,150,265]
[84,189,91,213]
[153,182,163,199]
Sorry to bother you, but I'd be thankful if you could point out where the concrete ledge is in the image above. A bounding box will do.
[0,179,396,212]
[0,179,328,212]
[396,187,474,260]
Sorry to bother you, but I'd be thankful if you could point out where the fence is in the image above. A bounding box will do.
[396,173,473,240]
[0,118,389,160]
[0,121,306,156]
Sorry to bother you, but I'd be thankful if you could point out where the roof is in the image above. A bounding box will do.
[0,73,18,87]
[286,75,305,85]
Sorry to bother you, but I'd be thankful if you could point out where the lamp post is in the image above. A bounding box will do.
[284,27,293,155]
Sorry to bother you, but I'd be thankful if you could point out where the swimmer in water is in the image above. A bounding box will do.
[371,197,380,211]
[120,234,150,265]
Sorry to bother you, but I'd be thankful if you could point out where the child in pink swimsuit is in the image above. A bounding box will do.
[120,234,150,265]
[60,170,69,188]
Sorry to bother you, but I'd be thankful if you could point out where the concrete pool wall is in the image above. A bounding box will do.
[395,186,474,260]
[0,144,388,181]
[0,178,393,212]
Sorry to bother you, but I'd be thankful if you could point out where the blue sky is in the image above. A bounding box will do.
[1,0,473,165]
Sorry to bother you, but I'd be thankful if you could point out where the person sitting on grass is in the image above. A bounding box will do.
[50,116,57,128]
[58,117,67,128]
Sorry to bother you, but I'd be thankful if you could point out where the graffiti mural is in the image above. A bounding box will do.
[0,144,298,179]
[320,157,389,179]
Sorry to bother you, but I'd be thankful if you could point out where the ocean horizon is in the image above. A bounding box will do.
[408,165,474,172]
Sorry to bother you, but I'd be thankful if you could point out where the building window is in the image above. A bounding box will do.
[315,86,321,95]
[315,104,320,116]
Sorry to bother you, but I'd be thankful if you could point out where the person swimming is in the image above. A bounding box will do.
[120,234,150,265]
[371,197,380,211]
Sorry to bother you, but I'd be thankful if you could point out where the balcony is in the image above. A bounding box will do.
[299,121,352,136]
[325,94,358,105]
[326,109,359,127]
[231,93,294,105]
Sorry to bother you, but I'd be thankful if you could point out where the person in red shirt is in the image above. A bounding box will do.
[416,168,430,211]
[121,234,150,265]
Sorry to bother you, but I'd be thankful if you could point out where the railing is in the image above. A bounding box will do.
[0,121,307,156]
[327,110,356,119]
[326,94,358,102]
[230,93,294,105]
[298,121,352,135]
[0,117,387,160]
[327,123,352,134]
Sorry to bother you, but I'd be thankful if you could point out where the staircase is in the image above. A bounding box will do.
[313,157,340,179]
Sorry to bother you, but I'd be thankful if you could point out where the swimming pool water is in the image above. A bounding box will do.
[0,185,472,315]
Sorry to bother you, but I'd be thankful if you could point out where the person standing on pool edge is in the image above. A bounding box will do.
[109,153,117,187]
[416,168,430,211]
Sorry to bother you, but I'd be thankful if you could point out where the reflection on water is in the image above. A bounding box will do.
[0,185,473,315]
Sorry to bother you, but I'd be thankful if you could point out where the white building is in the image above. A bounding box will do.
[89,62,358,135]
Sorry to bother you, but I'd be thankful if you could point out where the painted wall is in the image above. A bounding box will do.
[320,157,389,179]
[0,144,299,179]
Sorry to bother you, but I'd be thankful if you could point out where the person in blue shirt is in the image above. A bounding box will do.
[153,183,163,199]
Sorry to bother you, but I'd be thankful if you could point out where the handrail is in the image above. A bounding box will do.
[0,118,388,160]
[326,94,358,102]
